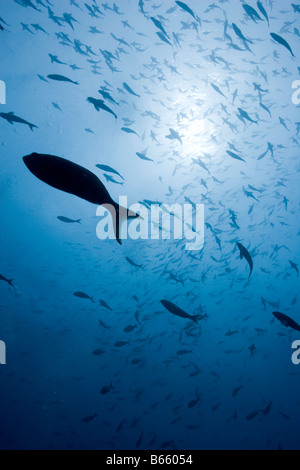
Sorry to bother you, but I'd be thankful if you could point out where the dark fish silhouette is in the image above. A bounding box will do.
[237,242,253,278]
[87,97,117,119]
[126,257,143,268]
[0,112,38,131]
[161,300,203,324]
[74,292,95,303]
[57,216,81,224]
[273,312,300,332]
[23,153,139,244]
[82,413,98,423]
[270,33,295,57]
[123,82,140,97]
[257,1,269,25]
[47,74,79,84]
[0,274,14,287]
[96,164,124,180]
[176,1,198,22]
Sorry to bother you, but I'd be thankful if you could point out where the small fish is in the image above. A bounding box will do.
[126,257,143,268]
[238,108,258,124]
[227,151,245,163]
[73,292,95,303]
[151,17,168,37]
[101,382,114,395]
[0,112,38,131]
[121,127,139,136]
[92,349,105,356]
[87,97,117,119]
[232,385,243,398]
[124,325,137,333]
[273,312,300,332]
[115,341,129,347]
[161,300,203,324]
[100,300,112,310]
[0,274,14,287]
[211,83,226,98]
[96,164,124,180]
[176,1,199,22]
[232,23,253,44]
[237,242,253,278]
[257,1,269,25]
[166,128,182,144]
[156,31,172,46]
[136,152,153,161]
[47,74,79,84]
[123,82,140,97]
[242,3,262,22]
[246,410,260,421]
[82,413,98,423]
[270,33,295,57]
[57,216,81,224]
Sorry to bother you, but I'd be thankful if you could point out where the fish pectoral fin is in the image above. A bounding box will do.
[240,253,244,260]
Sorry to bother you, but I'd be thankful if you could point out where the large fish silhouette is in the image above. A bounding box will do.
[23,153,139,244]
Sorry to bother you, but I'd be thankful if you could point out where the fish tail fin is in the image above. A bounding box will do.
[91,297,95,303]
[113,204,142,245]
[192,315,202,325]
[29,124,38,132]
[77,219,82,224]
[8,279,14,287]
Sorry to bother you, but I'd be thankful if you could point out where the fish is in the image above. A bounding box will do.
[0,274,14,287]
[242,4,262,23]
[101,383,113,395]
[126,257,143,268]
[87,97,117,119]
[0,112,38,131]
[232,23,253,44]
[237,242,253,278]
[160,300,203,324]
[57,216,81,224]
[211,83,226,98]
[151,17,169,37]
[47,74,79,84]
[156,32,172,46]
[289,261,299,276]
[166,128,182,144]
[73,292,95,303]
[238,108,258,124]
[257,1,269,25]
[121,127,139,136]
[82,413,98,423]
[270,33,295,57]
[226,151,246,163]
[92,349,105,356]
[115,341,129,348]
[273,312,300,332]
[136,152,153,162]
[175,1,199,22]
[123,82,140,97]
[100,300,112,310]
[23,153,140,244]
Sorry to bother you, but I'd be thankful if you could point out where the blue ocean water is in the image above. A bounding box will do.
[0,0,299,451]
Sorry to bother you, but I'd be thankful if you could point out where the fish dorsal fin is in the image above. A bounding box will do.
[7,112,15,115]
